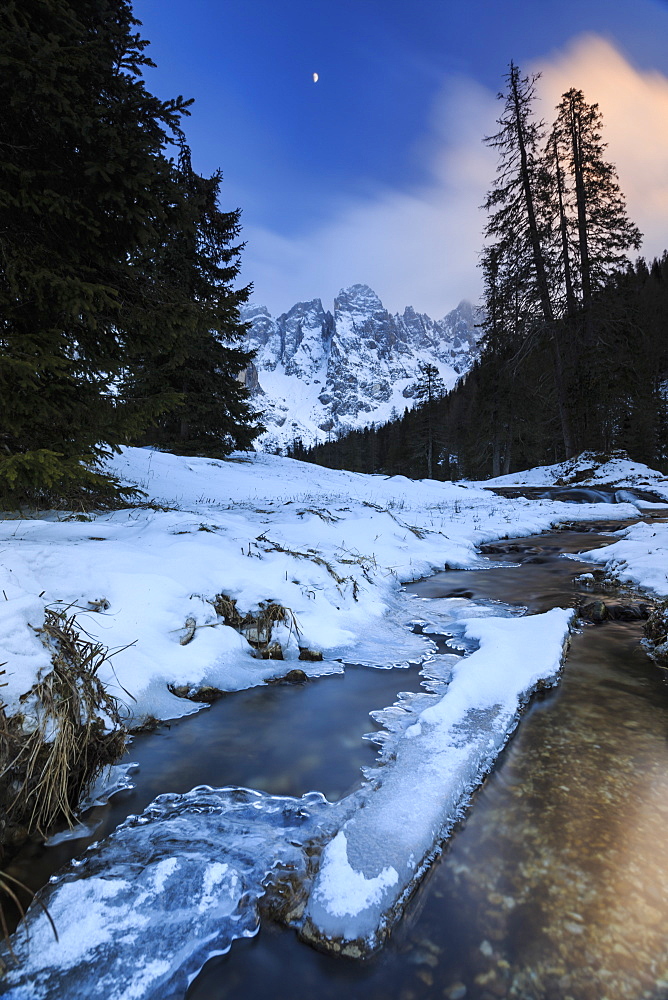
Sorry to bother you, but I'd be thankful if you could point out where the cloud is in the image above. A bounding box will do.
[242,77,498,319]
[534,35,668,265]
[242,36,668,319]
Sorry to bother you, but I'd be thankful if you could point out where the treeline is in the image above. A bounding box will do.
[291,66,668,480]
[293,251,668,480]
[0,0,261,507]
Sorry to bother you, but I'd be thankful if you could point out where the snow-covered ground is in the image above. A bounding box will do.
[3,448,668,997]
[0,447,650,724]
[476,450,668,495]
[577,520,668,597]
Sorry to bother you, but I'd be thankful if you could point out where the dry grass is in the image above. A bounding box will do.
[0,607,127,841]
[0,609,128,961]
[210,594,302,652]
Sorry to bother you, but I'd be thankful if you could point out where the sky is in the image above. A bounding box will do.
[134,0,668,319]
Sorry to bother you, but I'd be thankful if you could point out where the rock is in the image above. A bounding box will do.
[189,686,225,703]
[298,647,323,661]
[651,641,668,668]
[645,599,668,644]
[168,684,225,703]
[240,288,480,452]
[608,604,648,621]
[579,600,610,623]
[266,669,308,685]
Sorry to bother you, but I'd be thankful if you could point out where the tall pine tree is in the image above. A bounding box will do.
[0,0,258,504]
[482,62,574,456]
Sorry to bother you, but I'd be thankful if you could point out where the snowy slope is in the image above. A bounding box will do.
[0,448,642,726]
[4,448,668,997]
[241,285,480,451]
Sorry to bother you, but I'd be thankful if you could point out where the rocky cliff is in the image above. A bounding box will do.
[241,284,480,451]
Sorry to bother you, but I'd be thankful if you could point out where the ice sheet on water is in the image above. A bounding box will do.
[333,593,526,670]
[1,786,349,1000]
[79,761,140,810]
[329,597,438,668]
[303,607,573,954]
[4,598,571,990]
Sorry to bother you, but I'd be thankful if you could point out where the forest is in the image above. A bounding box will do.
[0,0,261,509]
[292,66,668,481]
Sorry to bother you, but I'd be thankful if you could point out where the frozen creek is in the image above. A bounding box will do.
[3,518,668,1000]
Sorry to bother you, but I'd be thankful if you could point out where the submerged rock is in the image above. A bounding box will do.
[579,601,610,623]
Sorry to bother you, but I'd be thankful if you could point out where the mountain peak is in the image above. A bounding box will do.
[241,288,481,451]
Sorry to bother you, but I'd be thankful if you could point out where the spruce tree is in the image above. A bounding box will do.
[127,146,262,457]
[0,0,259,504]
[548,89,642,326]
[482,62,574,457]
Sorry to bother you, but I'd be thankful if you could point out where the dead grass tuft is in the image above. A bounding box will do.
[0,608,127,842]
[210,594,302,653]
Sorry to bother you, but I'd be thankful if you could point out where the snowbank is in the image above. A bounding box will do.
[303,607,573,953]
[475,450,668,496]
[577,521,668,597]
[0,448,642,723]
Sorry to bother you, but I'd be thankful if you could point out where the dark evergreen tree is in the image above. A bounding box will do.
[128,147,262,456]
[0,0,259,504]
[412,362,446,478]
[482,62,574,456]
[549,89,642,319]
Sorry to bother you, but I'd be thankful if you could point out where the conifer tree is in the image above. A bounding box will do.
[412,362,446,478]
[126,145,262,456]
[548,88,642,327]
[482,62,574,456]
[0,0,259,504]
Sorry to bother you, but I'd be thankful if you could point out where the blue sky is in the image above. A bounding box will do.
[134,0,668,318]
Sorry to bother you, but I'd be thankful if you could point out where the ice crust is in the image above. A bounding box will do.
[304,607,573,951]
[0,787,344,1000]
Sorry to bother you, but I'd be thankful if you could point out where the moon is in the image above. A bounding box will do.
[312,72,319,83]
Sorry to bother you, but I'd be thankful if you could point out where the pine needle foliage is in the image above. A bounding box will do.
[0,0,260,506]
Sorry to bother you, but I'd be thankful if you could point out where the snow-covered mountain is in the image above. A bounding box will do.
[240,284,481,451]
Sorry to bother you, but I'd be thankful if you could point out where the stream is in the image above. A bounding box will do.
[4,514,668,1000]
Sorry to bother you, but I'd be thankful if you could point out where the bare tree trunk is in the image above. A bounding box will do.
[510,69,575,457]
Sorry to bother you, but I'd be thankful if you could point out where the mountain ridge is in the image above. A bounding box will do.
[241,284,480,451]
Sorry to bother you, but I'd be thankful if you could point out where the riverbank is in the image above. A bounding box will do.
[5,516,668,1000]
[1,449,666,850]
[2,448,664,729]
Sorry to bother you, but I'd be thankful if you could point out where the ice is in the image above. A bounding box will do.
[43,763,139,847]
[303,608,573,954]
[3,603,574,988]
[79,761,140,810]
[1,786,348,1000]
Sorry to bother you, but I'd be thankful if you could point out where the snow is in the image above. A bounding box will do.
[477,450,668,495]
[0,447,641,724]
[3,446,667,990]
[315,831,399,918]
[576,521,668,597]
[304,607,573,951]
[242,287,478,452]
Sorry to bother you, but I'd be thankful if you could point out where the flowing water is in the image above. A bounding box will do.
[5,516,668,1000]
